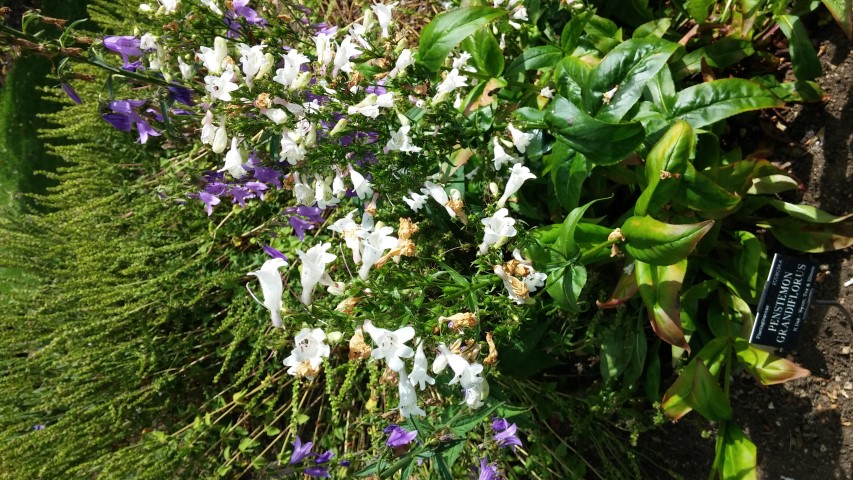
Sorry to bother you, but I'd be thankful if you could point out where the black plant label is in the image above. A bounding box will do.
[749,254,819,350]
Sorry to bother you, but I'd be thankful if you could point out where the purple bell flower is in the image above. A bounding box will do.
[197,191,220,216]
[477,458,500,480]
[262,245,288,261]
[226,0,268,38]
[385,425,418,448]
[168,85,195,106]
[102,100,160,144]
[103,36,144,71]
[315,450,334,464]
[288,215,315,241]
[289,436,314,464]
[61,83,82,104]
[303,467,330,478]
[253,166,281,189]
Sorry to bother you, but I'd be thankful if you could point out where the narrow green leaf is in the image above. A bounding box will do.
[554,198,606,258]
[677,164,742,218]
[758,217,853,252]
[718,424,758,480]
[635,120,695,216]
[417,7,507,73]
[670,79,783,129]
[704,158,789,195]
[636,259,691,352]
[622,215,714,265]
[733,231,762,298]
[673,38,755,81]
[554,56,591,106]
[763,199,853,223]
[777,15,822,81]
[733,338,811,385]
[561,11,594,52]
[545,96,646,165]
[645,66,676,114]
[746,173,799,194]
[584,38,679,122]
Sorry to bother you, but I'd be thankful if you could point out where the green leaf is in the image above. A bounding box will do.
[776,15,822,81]
[717,423,757,480]
[635,120,695,216]
[505,46,564,80]
[544,143,592,211]
[673,38,755,81]
[763,199,853,223]
[545,96,646,165]
[623,316,649,386]
[689,359,732,421]
[704,158,790,195]
[644,340,662,402]
[632,18,672,39]
[686,0,715,21]
[636,259,691,352]
[554,198,605,258]
[758,217,853,252]
[546,264,587,313]
[677,164,742,219]
[733,338,811,385]
[554,56,591,106]
[462,27,504,77]
[662,337,728,420]
[238,437,260,453]
[670,79,783,129]
[821,0,852,40]
[746,173,800,194]
[645,66,676,114]
[751,74,825,102]
[584,38,679,122]
[733,231,762,298]
[622,215,714,265]
[448,403,501,436]
[561,11,594,52]
[417,7,507,73]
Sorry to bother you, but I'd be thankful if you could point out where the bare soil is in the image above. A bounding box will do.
[652,20,853,480]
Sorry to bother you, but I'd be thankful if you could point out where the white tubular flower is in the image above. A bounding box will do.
[314,34,335,70]
[496,163,536,208]
[314,174,340,210]
[200,0,223,15]
[397,366,426,418]
[408,340,435,390]
[492,137,520,170]
[433,68,468,102]
[494,264,532,304]
[363,320,415,372]
[507,123,533,154]
[478,208,517,255]
[198,36,228,74]
[205,69,239,102]
[347,94,380,119]
[283,328,330,380]
[420,181,457,219]
[513,249,547,292]
[261,107,288,125]
[331,167,346,196]
[388,48,414,78]
[403,190,428,211]
[332,36,362,78]
[357,224,397,280]
[210,116,228,153]
[432,343,470,382]
[200,110,215,144]
[296,242,337,305]
[280,130,306,165]
[459,362,485,389]
[273,49,309,88]
[247,257,288,328]
[140,33,158,51]
[464,378,489,409]
[329,210,371,265]
[371,2,397,38]
[348,164,373,200]
[158,0,179,14]
[540,86,554,98]
[238,43,269,88]
[220,138,247,178]
[177,57,194,81]
[384,125,422,153]
[452,52,472,70]
[292,173,315,206]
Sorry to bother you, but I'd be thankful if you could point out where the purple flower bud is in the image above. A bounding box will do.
[304,466,330,478]
[262,245,288,261]
[315,450,334,464]
[339,460,351,467]
[168,85,195,106]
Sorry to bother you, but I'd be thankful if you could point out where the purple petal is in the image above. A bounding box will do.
[228,186,254,208]
[198,191,220,216]
[102,113,132,132]
[491,417,510,433]
[135,120,160,144]
[304,467,330,478]
[61,83,82,104]
[262,246,288,261]
[288,216,314,241]
[168,85,195,106]
[245,181,268,200]
[295,205,323,223]
[315,450,334,464]
[290,437,314,464]
[104,36,143,57]
[253,166,281,189]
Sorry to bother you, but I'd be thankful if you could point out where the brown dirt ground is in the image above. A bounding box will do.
[649,19,853,480]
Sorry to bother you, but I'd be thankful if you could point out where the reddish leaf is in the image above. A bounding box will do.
[636,259,690,353]
[734,338,810,385]
[597,263,639,308]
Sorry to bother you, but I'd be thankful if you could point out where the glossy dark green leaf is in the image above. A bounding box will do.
[636,259,690,352]
[560,11,594,53]
[417,7,506,73]
[686,0,715,21]
[670,79,783,129]
[554,56,591,106]
[673,38,755,81]
[505,45,564,80]
[733,231,762,298]
[751,74,825,102]
[635,120,694,216]
[584,38,679,122]
[545,96,646,165]
[689,359,732,421]
[703,158,789,195]
[554,198,605,258]
[776,15,822,81]
[623,317,649,386]
[546,264,587,313]
[546,144,592,211]
[622,215,714,265]
[462,28,504,77]
[645,66,676,114]
[717,423,757,480]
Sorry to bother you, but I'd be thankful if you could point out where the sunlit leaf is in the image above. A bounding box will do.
[758,217,853,252]
[635,120,694,216]
[734,338,811,385]
[717,423,758,480]
[776,15,822,82]
[670,79,783,129]
[636,259,690,352]
[689,359,732,420]
[417,7,506,73]
[622,215,714,265]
